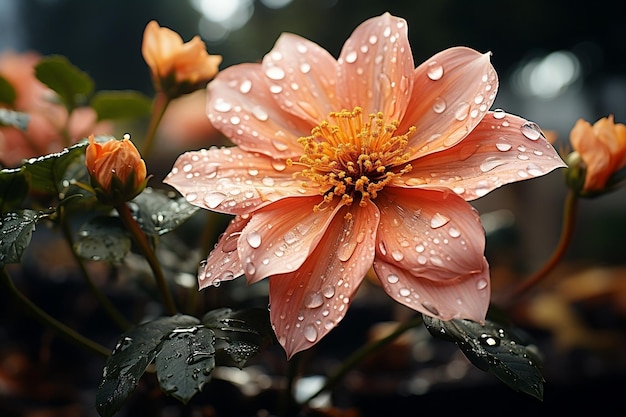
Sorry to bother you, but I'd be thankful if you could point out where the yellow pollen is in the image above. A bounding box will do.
[293,107,414,210]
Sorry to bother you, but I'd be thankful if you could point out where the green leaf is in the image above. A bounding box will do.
[0,210,45,268]
[202,308,273,368]
[96,315,200,417]
[0,74,16,105]
[130,187,199,236]
[424,316,545,400]
[90,90,152,121]
[21,138,94,194]
[155,327,216,404]
[0,108,29,130]
[0,168,28,212]
[34,55,94,111]
[74,216,131,262]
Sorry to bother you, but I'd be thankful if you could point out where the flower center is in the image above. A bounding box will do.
[290,107,414,210]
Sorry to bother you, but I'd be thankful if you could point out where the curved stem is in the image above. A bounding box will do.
[115,202,178,315]
[59,213,132,331]
[500,190,579,306]
[141,91,170,159]
[302,315,424,406]
[0,267,110,358]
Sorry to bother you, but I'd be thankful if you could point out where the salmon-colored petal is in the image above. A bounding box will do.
[337,12,414,121]
[373,257,490,322]
[269,201,379,358]
[398,111,567,200]
[376,187,485,280]
[198,214,248,289]
[237,196,340,284]
[400,47,497,158]
[207,63,310,159]
[164,147,319,215]
[261,33,340,125]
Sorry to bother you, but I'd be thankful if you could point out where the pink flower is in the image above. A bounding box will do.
[165,13,565,357]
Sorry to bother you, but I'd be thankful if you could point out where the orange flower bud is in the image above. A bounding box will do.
[141,20,222,98]
[569,115,626,193]
[85,135,148,204]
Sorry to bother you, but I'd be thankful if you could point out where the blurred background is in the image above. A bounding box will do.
[2,0,626,416]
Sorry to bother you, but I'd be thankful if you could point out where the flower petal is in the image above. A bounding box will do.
[262,33,340,125]
[207,63,309,159]
[198,214,248,289]
[375,187,485,280]
[337,12,414,121]
[374,256,490,322]
[398,111,567,200]
[237,196,340,284]
[400,47,497,158]
[164,147,319,215]
[269,201,379,358]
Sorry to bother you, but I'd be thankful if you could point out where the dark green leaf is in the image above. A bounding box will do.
[0,108,29,130]
[74,216,131,262]
[424,316,544,400]
[155,326,216,404]
[202,308,273,368]
[0,168,28,212]
[34,55,94,110]
[96,315,200,417]
[21,138,92,194]
[0,75,16,105]
[90,90,152,121]
[130,187,199,236]
[0,210,45,268]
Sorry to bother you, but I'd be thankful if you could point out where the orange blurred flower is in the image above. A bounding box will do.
[166,13,565,357]
[141,20,222,98]
[569,115,626,192]
[85,135,147,205]
[0,51,110,168]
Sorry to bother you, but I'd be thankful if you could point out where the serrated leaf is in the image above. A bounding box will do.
[34,55,94,111]
[96,315,200,417]
[155,326,216,404]
[129,187,199,236]
[0,74,16,105]
[0,210,45,268]
[0,108,29,130]
[424,316,544,400]
[0,168,28,212]
[74,216,131,262]
[90,90,152,121]
[202,308,272,368]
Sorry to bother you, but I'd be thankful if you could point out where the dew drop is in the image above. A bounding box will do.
[430,212,450,229]
[391,251,404,261]
[239,79,252,94]
[448,227,461,238]
[476,279,488,290]
[480,157,507,173]
[246,231,262,248]
[304,292,324,308]
[399,287,411,297]
[492,109,506,119]
[345,50,357,63]
[322,286,335,298]
[432,97,446,114]
[266,66,285,80]
[303,324,318,342]
[387,274,399,284]
[300,63,311,73]
[454,102,470,121]
[520,122,541,140]
[204,192,226,209]
[271,160,287,171]
[213,99,232,113]
[427,61,443,80]
[496,142,512,152]
[251,106,269,121]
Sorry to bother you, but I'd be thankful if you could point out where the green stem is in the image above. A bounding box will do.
[0,267,110,358]
[278,353,300,417]
[59,213,132,331]
[142,91,170,159]
[500,190,579,306]
[115,202,178,315]
[302,315,424,406]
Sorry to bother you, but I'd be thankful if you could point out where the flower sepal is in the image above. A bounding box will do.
[564,150,626,198]
[90,167,150,206]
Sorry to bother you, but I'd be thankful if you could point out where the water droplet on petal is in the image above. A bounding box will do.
[322,286,335,298]
[239,79,252,94]
[387,274,399,284]
[304,292,324,309]
[480,157,507,173]
[448,227,461,238]
[432,97,446,114]
[214,99,232,112]
[246,231,262,248]
[430,212,450,229]
[496,142,512,151]
[345,50,357,63]
[520,122,541,140]
[266,66,285,80]
[303,324,318,342]
[493,109,506,119]
[204,192,226,209]
[427,61,444,80]
[476,279,488,290]
[454,102,470,121]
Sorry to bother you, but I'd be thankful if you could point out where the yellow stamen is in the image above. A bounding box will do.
[293,107,414,210]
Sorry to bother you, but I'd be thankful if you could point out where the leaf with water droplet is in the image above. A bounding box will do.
[155,327,216,404]
[0,210,46,268]
[74,215,131,262]
[130,187,199,236]
[424,315,544,400]
[202,307,273,368]
[96,315,200,417]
